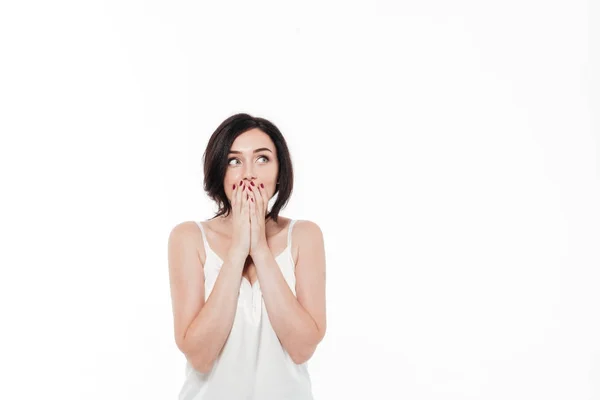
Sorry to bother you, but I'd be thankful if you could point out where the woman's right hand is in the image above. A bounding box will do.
[228,181,251,261]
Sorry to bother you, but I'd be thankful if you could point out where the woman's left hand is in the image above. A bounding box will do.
[248,181,269,256]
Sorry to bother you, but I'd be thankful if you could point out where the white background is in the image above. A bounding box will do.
[1,1,598,399]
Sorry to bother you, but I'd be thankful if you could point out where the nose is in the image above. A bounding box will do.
[242,164,256,181]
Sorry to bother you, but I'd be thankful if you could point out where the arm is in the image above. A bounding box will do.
[168,221,246,373]
[251,220,327,364]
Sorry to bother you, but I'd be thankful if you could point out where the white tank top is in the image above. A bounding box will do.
[178,219,314,400]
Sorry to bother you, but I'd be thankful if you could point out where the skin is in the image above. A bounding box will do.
[209,127,282,282]
[168,128,327,371]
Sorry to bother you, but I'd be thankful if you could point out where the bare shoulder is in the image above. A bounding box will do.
[293,219,324,238]
[168,221,205,264]
[169,220,203,240]
[292,219,325,256]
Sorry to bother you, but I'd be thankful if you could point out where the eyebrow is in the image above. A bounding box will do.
[228,147,273,154]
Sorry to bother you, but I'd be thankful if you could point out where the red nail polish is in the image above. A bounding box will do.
[260,183,264,188]
[233,184,236,189]
[250,181,255,186]
[251,198,254,202]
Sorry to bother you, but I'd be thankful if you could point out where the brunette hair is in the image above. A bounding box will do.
[202,113,293,223]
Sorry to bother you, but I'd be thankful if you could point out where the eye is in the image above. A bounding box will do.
[227,155,270,165]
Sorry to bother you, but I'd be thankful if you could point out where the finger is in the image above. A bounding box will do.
[231,182,237,208]
[255,182,267,214]
[245,186,252,218]
[249,186,256,204]
[246,182,253,216]
[234,180,240,214]
[247,182,257,203]
[237,180,246,214]
[249,182,263,217]
[249,194,256,218]
[232,181,241,214]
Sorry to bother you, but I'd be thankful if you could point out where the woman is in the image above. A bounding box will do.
[168,113,327,399]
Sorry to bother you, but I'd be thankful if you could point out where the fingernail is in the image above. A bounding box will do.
[233,184,236,189]
[260,183,264,188]
[250,181,255,186]
[239,180,243,185]
[251,198,254,202]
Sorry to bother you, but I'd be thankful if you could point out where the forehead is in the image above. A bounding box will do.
[231,128,274,151]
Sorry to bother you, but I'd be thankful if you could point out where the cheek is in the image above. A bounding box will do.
[226,173,242,187]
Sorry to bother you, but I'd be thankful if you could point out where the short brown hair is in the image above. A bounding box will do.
[202,113,294,223]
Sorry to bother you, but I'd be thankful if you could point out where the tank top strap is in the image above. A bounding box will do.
[195,221,209,252]
[287,219,297,249]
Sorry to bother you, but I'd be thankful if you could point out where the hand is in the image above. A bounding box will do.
[247,181,269,256]
[228,180,251,260]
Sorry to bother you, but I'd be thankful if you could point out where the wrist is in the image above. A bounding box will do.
[250,243,270,259]
[226,250,248,266]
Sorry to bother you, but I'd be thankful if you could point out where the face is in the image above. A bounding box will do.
[224,128,279,204]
